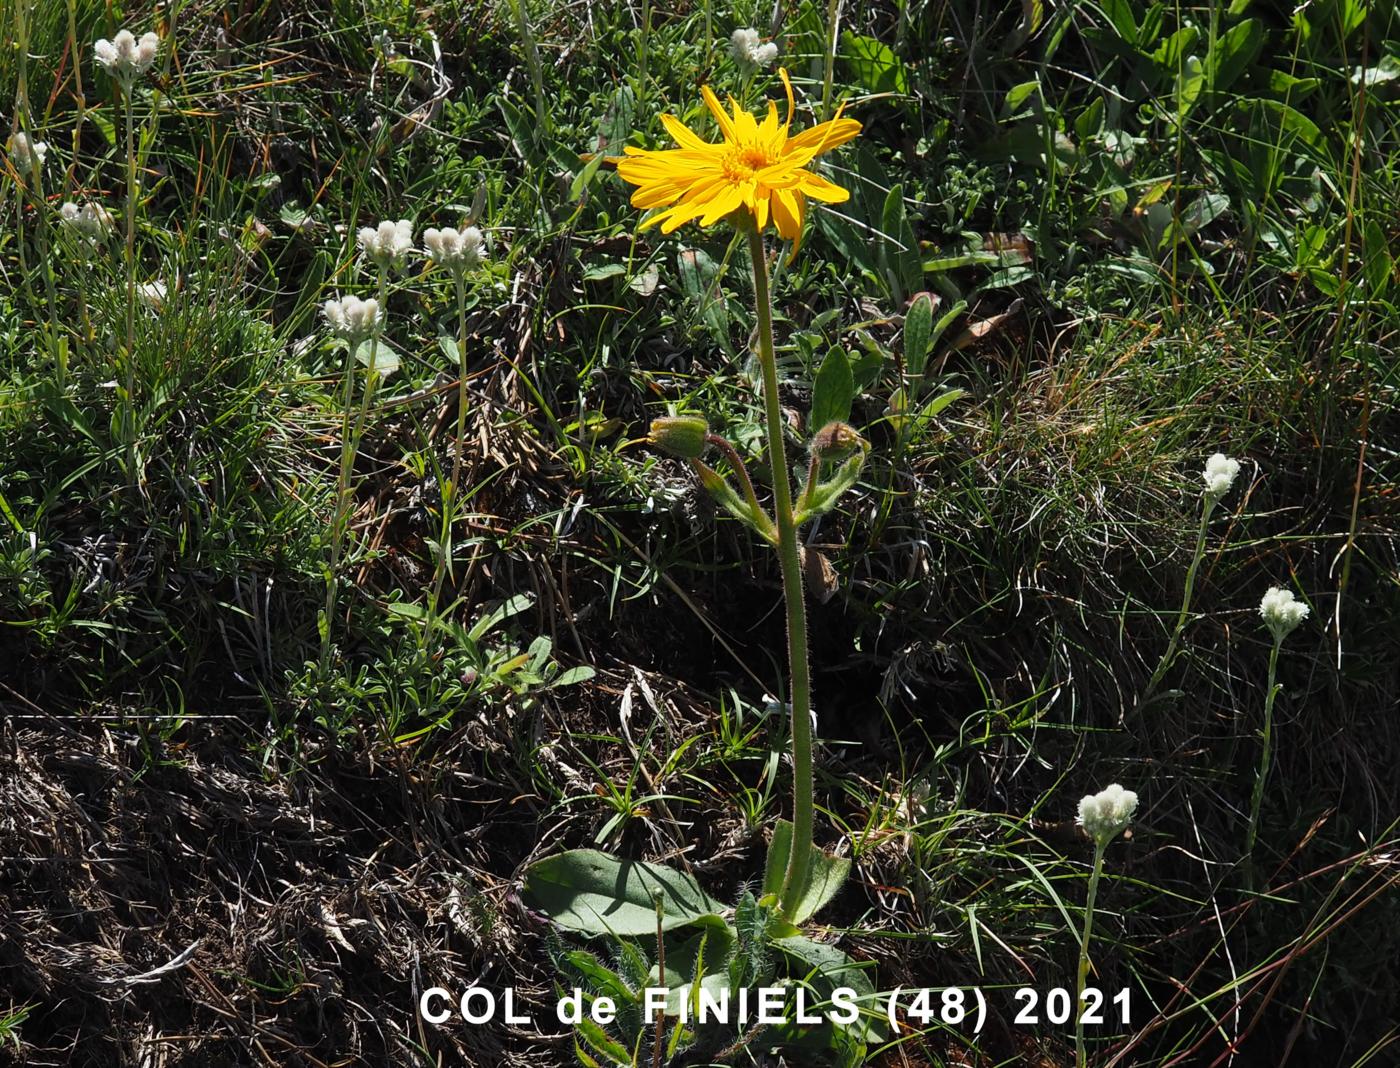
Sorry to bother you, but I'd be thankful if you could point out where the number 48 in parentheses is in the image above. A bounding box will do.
[1012,987,1131,1027]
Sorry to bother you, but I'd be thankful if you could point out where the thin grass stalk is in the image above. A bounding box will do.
[820,0,842,121]
[702,0,712,72]
[1075,841,1107,1068]
[65,0,86,166]
[1142,499,1214,702]
[746,225,814,917]
[29,166,66,389]
[6,0,63,388]
[512,0,551,133]
[10,0,35,320]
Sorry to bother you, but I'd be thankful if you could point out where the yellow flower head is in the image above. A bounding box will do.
[615,70,861,257]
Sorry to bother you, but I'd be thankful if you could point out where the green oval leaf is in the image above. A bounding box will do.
[810,348,854,434]
[523,850,724,937]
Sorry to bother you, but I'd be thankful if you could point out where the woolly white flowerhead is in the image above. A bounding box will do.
[138,280,168,311]
[95,29,160,82]
[59,201,115,245]
[1203,452,1240,502]
[422,226,485,272]
[9,133,48,175]
[730,27,778,70]
[357,219,414,271]
[1259,586,1308,643]
[1077,783,1138,847]
[730,27,760,62]
[322,295,383,341]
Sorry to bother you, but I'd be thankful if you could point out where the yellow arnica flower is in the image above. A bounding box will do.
[615,69,860,256]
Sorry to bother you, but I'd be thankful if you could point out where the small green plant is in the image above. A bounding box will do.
[0,1001,32,1052]
[886,290,966,456]
[93,26,161,477]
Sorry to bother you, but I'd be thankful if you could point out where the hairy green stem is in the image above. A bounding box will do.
[123,84,139,477]
[747,226,814,918]
[1244,638,1282,877]
[705,433,775,543]
[33,178,65,390]
[426,269,470,650]
[1075,841,1107,1068]
[321,268,388,674]
[1142,498,1215,703]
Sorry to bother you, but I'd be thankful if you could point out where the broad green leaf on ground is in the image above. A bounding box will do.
[774,935,885,1040]
[840,32,908,95]
[523,850,723,936]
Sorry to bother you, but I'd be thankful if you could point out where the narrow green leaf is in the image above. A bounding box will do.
[810,348,854,433]
[575,1017,632,1066]
[879,185,922,302]
[550,665,597,689]
[903,293,934,380]
[468,593,532,642]
[1206,18,1263,92]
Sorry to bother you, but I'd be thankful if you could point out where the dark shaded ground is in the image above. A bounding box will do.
[1,710,563,1067]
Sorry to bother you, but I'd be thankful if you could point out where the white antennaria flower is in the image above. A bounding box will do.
[95,29,160,83]
[9,133,48,175]
[730,27,778,70]
[1077,783,1138,847]
[422,225,484,273]
[1203,452,1240,502]
[730,28,760,62]
[374,30,396,58]
[322,294,383,341]
[1259,586,1308,643]
[357,219,414,271]
[138,280,168,311]
[59,201,116,245]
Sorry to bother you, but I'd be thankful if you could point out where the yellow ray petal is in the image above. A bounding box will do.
[701,85,737,141]
[660,113,714,152]
[795,170,850,203]
[785,114,863,155]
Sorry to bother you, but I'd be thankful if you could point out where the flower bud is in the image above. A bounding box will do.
[647,415,709,459]
[1077,783,1138,848]
[809,420,863,460]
